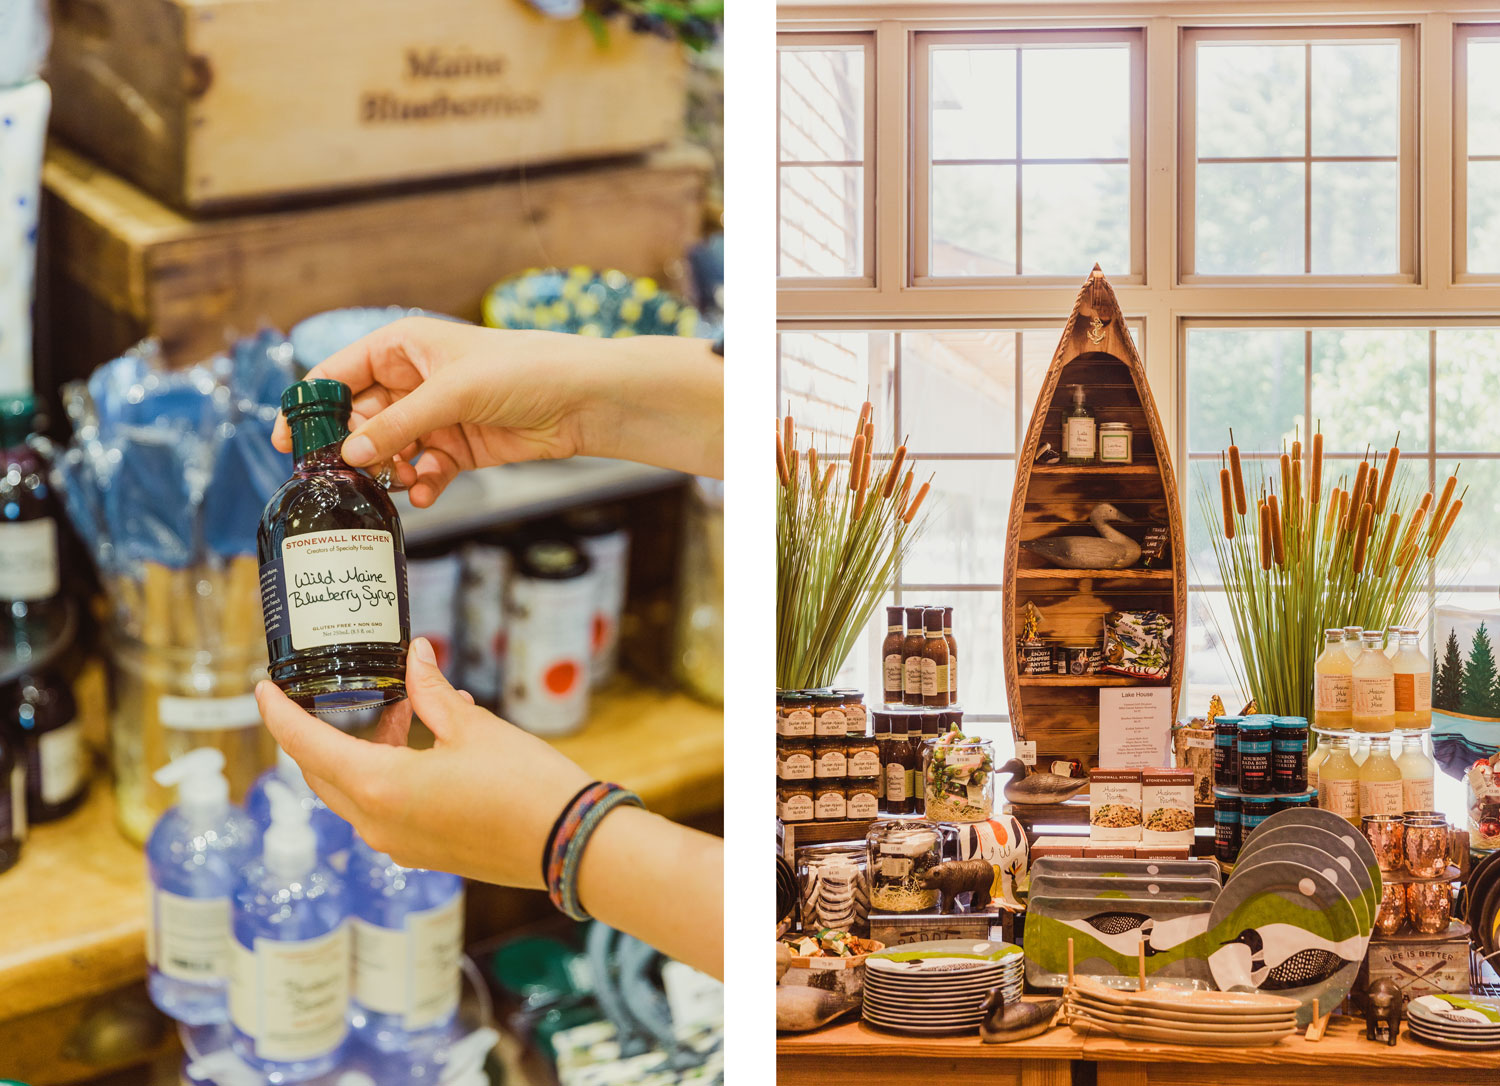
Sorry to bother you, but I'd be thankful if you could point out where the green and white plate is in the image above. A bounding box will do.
[1234,825,1378,934]
[1230,841,1373,936]
[1409,994,1500,1027]
[1242,807,1380,891]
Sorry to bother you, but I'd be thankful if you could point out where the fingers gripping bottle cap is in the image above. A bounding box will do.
[439,1028,501,1085]
[263,779,317,880]
[280,378,352,422]
[153,749,230,820]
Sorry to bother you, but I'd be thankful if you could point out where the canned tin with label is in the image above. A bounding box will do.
[569,511,630,689]
[504,539,596,737]
[457,542,509,711]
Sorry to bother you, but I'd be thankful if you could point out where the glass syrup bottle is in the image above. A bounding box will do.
[1352,631,1396,733]
[258,380,410,714]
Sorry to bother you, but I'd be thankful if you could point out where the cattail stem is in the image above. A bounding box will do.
[1280,454,1292,509]
[807,445,819,484]
[904,481,931,524]
[898,469,913,509]
[1375,445,1399,513]
[883,446,908,498]
[1259,501,1272,570]
[783,415,794,458]
[1348,461,1370,529]
[1431,471,1458,538]
[1220,468,1236,539]
[1352,503,1374,573]
[1268,494,1286,566]
[848,435,865,491]
[1430,499,1463,557]
[859,450,872,493]
[1291,457,1303,507]
[776,430,790,487]
[1309,431,1324,505]
[1229,438,1247,515]
[788,448,800,492]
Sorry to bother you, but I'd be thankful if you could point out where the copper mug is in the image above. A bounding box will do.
[1362,815,1405,873]
[1403,815,1450,879]
[1407,880,1452,935]
[1375,882,1406,935]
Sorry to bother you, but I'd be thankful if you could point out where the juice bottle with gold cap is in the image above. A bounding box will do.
[1392,629,1432,729]
[1352,631,1396,732]
[1317,733,1360,825]
[1314,629,1353,730]
[1358,736,1403,817]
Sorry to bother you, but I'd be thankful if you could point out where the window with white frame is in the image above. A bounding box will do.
[1457,24,1500,276]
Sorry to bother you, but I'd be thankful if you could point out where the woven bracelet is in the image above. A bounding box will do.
[543,781,645,921]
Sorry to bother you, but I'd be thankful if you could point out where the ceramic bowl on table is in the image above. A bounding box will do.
[860,940,1023,1035]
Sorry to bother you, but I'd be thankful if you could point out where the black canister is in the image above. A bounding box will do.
[1237,718,1273,794]
[1275,789,1316,813]
[1272,716,1309,792]
[1214,716,1241,789]
[1214,789,1242,864]
[1240,792,1278,838]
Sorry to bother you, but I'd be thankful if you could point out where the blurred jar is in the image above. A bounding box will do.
[673,478,722,705]
[109,632,274,844]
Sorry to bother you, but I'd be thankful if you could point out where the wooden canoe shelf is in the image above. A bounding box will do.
[1002,268,1187,775]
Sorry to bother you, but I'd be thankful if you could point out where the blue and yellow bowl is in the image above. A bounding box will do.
[483,266,700,338]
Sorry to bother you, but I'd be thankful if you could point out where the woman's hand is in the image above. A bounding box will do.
[272,318,724,506]
[255,637,590,888]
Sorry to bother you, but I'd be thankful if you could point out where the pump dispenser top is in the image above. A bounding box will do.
[154,748,230,820]
[1072,384,1085,407]
[263,780,317,880]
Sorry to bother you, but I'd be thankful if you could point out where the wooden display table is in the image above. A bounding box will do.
[779,1014,1500,1085]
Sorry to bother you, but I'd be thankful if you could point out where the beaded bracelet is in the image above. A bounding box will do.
[542,781,645,921]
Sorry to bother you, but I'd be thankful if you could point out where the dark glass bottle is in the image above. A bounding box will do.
[921,608,949,707]
[258,380,410,713]
[900,606,926,705]
[0,395,62,642]
[11,669,88,823]
[0,712,23,874]
[943,606,958,705]
[880,606,904,705]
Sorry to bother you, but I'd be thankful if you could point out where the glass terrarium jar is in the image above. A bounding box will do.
[922,733,995,823]
[867,819,947,913]
[1467,758,1500,852]
[796,842,870,936]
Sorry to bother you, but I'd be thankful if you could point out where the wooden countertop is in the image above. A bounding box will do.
[0,679,722,1023]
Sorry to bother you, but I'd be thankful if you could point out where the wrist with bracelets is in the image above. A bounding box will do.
[542,781,645,921]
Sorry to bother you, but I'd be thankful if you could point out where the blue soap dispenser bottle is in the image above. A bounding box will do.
[145,748,260,1026]
[230,780,350,1080]
[348,834,466,1052]
[246,745,353,866]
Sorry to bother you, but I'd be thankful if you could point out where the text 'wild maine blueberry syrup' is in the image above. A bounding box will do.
[258,379,410,713]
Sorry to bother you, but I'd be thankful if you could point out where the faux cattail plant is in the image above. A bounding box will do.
[1199,427,1465,719]
[777,403,933,689]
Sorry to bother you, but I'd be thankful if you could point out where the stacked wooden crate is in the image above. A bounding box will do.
[39,0,706,377]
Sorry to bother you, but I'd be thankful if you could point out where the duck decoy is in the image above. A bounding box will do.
[981,990,1063,1044]
[1021,503,1141,570]
[997,758,1089,806]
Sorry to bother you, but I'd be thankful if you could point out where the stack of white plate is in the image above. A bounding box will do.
[1065,976,1298,1047]
[861,941,1023,1035]
[1407,994,1500,1050]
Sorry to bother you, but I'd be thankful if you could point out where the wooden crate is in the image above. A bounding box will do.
[39,143,708,379]
[47,0,687,210]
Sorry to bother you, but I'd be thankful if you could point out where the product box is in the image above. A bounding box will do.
[1089,768,1143,842]
[1030,836,1167,860]
[1133,844,1195,861]
[1355,921,1471,1007]
[1141,769,1196,846]
[1173,721,1216,806]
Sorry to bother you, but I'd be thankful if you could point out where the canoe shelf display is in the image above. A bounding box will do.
[1002,267,1187,779]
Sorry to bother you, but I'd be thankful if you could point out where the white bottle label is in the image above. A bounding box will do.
[37,718,86,805]
[1352,675,1393,715]
[1065,417,1096,458]
[883,653,903,695]
[920,657,938,698]
[1319,777,1359,820]
[1404,776,1435,813]
[0,518,58,600]
[352,892,463,1030]
[1316,674,1351,712]
[949,655,957,697]
[903,656,923,698]
[243,924,351,1062]
[275,530,404,651]
[885,763,907,803]
[1360,778,1404,817]
[153,889,231,982]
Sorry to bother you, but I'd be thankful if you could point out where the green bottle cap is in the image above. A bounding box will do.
[0,394,37,449]
[281,379,352,419]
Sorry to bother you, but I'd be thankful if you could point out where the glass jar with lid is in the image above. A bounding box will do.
[796,842,870,935]
[922,732,995,823]
[867,820,946,913]
[833,689,867,735]
[781,693,814,737]
[845,729,881,781]
[1098,422,1134,464]
[845,778,880,822]
[778,780,814,823]
[813,693,848,737]
[776,735,814,781]
[814,778,848,821]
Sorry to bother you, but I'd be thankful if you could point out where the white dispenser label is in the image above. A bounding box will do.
[158,694,263,731]
[0,518,58,600]
[1065,417,1096,458]
[352,892,464,1030]
[247,924,351,1062]
[153,889,231,982]
[281,530,402,651]
[37,718,86,805]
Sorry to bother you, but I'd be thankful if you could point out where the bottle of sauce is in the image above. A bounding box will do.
[1063,384,1095,465]
[884,711,913,815]
[1314,628,1353,730]
[1392,628,1432,729]
[942,606,958,706]
[901,606,926,706]
[872,711,892,814]
[1397,732,1436,813]
[1316,732,1360,825]
[1352,630,1396,732]
[11,668,89,824]
[1358,737,1404,817]
[881,606,905,706]
[921,608,949,708]
[0,395,63,641]
[1342,626,1364,661]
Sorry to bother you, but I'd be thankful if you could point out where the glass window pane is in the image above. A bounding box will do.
[779,166,863,277]
[1184,327,1305,452]
[1435,460,1499,588]
[778,331,893,448]
[1469,40,1500,157]
[1436,329,1500,452]
[779,48,864,162]
[1196,44,1305,158]
[911,590,1012,721]
[1021,163,1130,276]
[1186,460,1227,589]
[904,460,1016,584]
[1467,161,1500,273]
[1185,590,1251,720]
[931,48,1017,160]
[1020,329,1059,432]
[930,164,1017,276]
[900,331,1019,454]
[1310,161,1399,274]
[1309,328,1428,452]
[1311,42,1400,156]
[1020,46,1130,160]
[1196,162,1304,275]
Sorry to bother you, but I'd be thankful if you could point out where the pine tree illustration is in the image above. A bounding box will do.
[1462,622,1500,718]
[1435,629,1464,711]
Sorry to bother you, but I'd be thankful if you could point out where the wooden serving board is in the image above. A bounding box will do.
[1003,268,1187,776]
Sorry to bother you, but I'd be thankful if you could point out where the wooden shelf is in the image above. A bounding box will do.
[1017,674,1162,687]
[1015,567,1174,581]
[0,677,721,1026]
[1030,464,1159,475]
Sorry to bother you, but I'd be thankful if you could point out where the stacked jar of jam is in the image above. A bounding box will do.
[777,689,878,823]
[1212,712,1312,865]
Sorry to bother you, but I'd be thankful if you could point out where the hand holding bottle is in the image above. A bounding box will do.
[271,318,724,507]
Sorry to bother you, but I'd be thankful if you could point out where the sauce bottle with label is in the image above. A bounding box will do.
[881,606,905,706]
[1314,628,1353,730]
[921,608,949,707]
[1352,630,1396,732]
[10,668,89,823]
[1316,732,1360,825]
[0,395,63,638]
[901,606,926,705]
[1392,628,1432,729]
[882,712,911,815]
[0,716,24,876]
[942,606,958,705]
[1358,737,1404,817]
[258,380,410,714]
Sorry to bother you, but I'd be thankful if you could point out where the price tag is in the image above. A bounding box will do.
[1016,741,1037,766]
